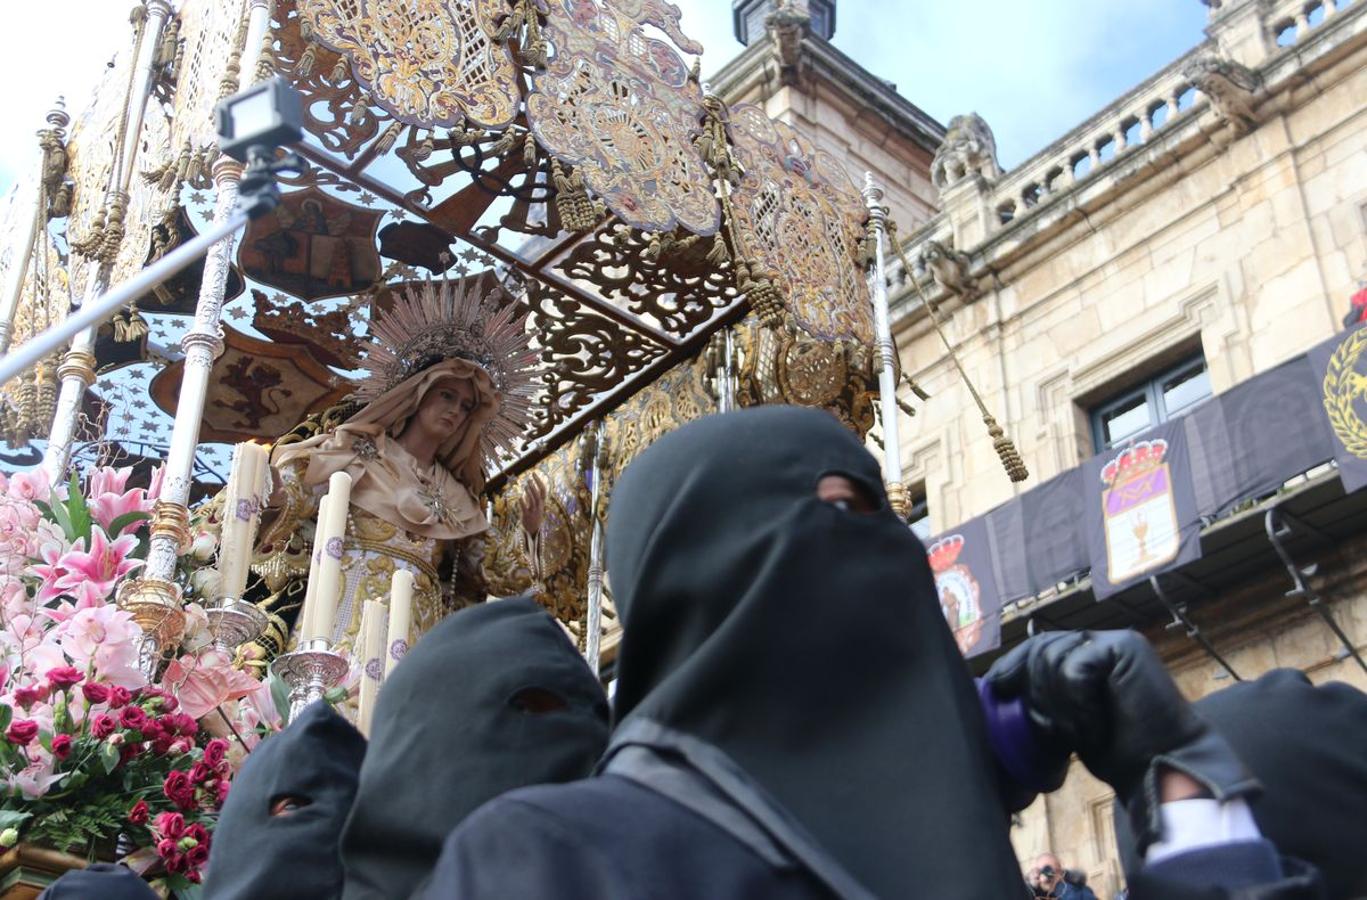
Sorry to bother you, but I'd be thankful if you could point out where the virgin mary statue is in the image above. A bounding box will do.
[250,277,544,659]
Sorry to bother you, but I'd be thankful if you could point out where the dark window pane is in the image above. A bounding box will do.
[1162,363,1211,416]
[1101,393,1152,447]
[908,495,931,543]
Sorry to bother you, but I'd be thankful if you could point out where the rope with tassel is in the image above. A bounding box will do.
[696,93,788,329]
[886,219,1029,483]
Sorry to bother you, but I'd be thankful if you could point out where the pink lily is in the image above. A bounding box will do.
[50,527,142,604]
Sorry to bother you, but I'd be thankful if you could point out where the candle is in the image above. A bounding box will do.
[356,599,387,737]
[300,491,330,642]
[385,568,414,677]
[218,442,269,602]
[309,471,352,643]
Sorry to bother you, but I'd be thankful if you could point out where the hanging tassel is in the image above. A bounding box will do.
[331,56,350,84]
[349,94,371,126]
[296,42,319,78]
[705,233,730,266]
[523,131,537,167]
[375,122,403,156]
[737,260,785,329]
[887,217,1029,484]
[552,160,597,232]
[98,191,129,264]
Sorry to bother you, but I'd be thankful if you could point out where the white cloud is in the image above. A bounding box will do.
[0,1,134,193]
[1,1,1209,191]
[673,0,1207,169]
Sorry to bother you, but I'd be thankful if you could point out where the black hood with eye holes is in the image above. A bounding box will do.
[205,701,366,900]
[604,406,1021,899]
[340,595,610,900]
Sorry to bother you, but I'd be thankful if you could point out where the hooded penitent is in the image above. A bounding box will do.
[204,702,366,900]
[1115,668,1367,899]
[340,595,610,899]
[603,406,1022,898]
[37,864,158,900]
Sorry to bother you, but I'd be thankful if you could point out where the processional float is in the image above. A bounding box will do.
[0,0,1027,704]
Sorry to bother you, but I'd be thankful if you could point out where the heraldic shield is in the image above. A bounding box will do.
[927,528,1003,657]
[1100,439,1180,583]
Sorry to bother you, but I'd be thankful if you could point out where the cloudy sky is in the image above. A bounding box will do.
[0,0,1208,193]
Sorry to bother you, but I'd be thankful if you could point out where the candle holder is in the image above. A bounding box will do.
[116,577,187,679]
[205,598,269,655]
[270,638,349,722]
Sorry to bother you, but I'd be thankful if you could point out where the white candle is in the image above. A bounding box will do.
[309,471,352,643]
[300,490,330,643]
[356,599,387,738]
[385,568,414,677]
[218,442,268,602]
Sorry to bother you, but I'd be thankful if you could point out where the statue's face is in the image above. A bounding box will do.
[413,376,477,440]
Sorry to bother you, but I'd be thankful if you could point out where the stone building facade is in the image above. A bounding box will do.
[716,0,1367,892]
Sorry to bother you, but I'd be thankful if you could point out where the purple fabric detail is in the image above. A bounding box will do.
[976,678,1056,794]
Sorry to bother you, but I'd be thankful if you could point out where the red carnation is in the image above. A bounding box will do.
[5,719,38,746]
[154,811,185,840]
[13,684,49,707]
[44,666,83,689]
[202,739,229,770]
[170,713,198,737]
[156,839,178,859]
[119,706,149,732]
[165,853,189,875]
[119,742,143,765]
[158,695,179,713]
[189,761,214,785]
[187,870,202,885]
[91,714,116,739]
[81,682,110,705]
[215,780,230,806]
[151,733,175,755]
[50,733,72,759]
[107,685,132,709]
[185,843,209,868]
[164,770,196,810]
[128,800,149,825]
[184,823,208,845]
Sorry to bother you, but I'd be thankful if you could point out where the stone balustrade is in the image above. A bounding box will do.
[988,51,1203,230]
[1266,0,1355,48]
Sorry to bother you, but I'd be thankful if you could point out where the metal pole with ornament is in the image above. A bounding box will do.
[861,173,909,518]
[142,0,275,590]
[44,0,175,483]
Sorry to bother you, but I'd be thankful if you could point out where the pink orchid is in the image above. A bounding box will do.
[162,650,262,720]
[147,465,166,503]
[59,605,147,689]
[6,469,49,504]
[50,527,142,604]
[9,753,63,799]
[88,467,132,498]
[1,577,30,621]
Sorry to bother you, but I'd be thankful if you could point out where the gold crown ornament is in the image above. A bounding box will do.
[353,276,540,458]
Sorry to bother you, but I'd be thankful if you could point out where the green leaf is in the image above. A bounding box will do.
[66,474,92,543]
[0,810,31,831]
[106,510,152,536]
[46,493,75,542]
[0,703,11,733]
[269,671,292,725]
[176,881,205,900]
[98,741,120,775]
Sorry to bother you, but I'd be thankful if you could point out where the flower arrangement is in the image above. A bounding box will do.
[0,465,280,892]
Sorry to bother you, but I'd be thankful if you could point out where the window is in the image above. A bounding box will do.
[907,492,931,543]
[1090,355,1212,451]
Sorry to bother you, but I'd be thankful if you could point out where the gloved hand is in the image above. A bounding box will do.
[985,630,1260,851]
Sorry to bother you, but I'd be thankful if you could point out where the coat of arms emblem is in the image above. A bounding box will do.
[928,534,982,654]
[1322,325,1367,462]
[1100,439,1180,583]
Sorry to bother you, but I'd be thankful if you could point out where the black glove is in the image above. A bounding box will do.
[986,630,1260,851]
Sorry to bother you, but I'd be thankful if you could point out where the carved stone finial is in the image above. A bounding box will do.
[45,97,69,132]
[917,239,978,300]
[1181,54,1262,134]
[930,113,1003,194]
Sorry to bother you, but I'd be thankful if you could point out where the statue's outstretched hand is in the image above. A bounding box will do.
[519,475,546,536]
